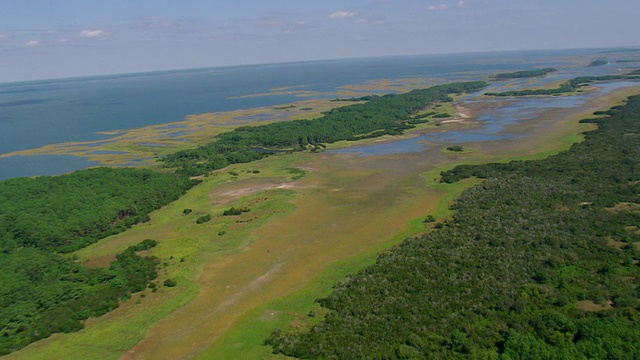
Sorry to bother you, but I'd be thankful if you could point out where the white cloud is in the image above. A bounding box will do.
[428,4,449,11]
[458,1,466,8]
[24,40,40,47]
[355,17,385,25]
[328,11,358,19]
[79,29,106,38]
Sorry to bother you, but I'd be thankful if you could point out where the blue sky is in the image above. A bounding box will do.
[1,0,638,83]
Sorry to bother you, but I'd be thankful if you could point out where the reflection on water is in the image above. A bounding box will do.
[2,48,639,179]
[333,80,640,157]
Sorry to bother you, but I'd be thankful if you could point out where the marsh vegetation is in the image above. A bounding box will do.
[266,96,640,358]
[1,68,639,358]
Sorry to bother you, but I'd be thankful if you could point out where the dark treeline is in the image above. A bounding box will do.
[162,82,488,176]
[492,68,557,80]
[587,59,608,67]
[0,167,197,253]
[485,73,640,97]
[0,168,197,354]
[266,95,640,358]
[0,82,485,354]
[0,240,160,355]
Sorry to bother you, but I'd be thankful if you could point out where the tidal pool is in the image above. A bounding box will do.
[333,80,640,157]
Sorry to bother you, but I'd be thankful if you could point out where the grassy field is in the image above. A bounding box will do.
[6,83,640,359]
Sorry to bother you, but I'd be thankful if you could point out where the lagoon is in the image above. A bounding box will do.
[1,48,639,179]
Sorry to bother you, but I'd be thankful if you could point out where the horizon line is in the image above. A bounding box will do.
[2,45,639,86]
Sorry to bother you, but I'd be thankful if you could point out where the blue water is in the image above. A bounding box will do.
[334,80,640,156]
[0,155,99,178]
[0,50,583,155]
[1,47,639,179]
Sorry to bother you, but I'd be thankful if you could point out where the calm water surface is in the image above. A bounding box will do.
[1,48,639,179]
[333,80,640,156]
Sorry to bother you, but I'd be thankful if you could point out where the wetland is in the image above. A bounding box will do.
[2,47,640,359]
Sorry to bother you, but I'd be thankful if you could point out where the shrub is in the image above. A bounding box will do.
[196,214,212,224]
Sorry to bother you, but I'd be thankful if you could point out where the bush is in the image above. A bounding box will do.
[196,214,212,224]
[223,207,249,216]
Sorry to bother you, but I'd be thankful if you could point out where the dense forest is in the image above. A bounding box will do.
[0,82,486,354]
[492,68,557,80]
[485,71,640,97]
[0,239,161,355]
[0,167,197,253]
[2,73,637,356]
[0,168,197,354]
[162,81,488,176]
[266,95,640,358]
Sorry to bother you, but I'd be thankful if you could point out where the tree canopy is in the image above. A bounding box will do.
[266,95,640,359]
[492,68,557,80]
[162,82,488,176]
[0,168,197,354]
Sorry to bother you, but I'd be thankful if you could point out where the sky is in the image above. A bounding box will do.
[0,0,638,83]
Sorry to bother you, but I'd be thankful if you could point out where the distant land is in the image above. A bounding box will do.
[491,67,557,80]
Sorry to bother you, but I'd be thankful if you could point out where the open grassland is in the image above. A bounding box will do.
[6,83,640,359]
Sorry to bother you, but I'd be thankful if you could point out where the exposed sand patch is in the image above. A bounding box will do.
[120,148,449,359]
[439,118,467,124]
[82,254,117,268]
[213,182,298,205]
[576,300,613,312]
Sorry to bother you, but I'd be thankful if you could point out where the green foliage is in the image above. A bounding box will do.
[183,208,193,215]
[0,241,159,355]
[196,214,212,223]
[588,59,608,67]
[493,68,557,80]
[0,167,195,355]
[162,82,488,176]
[0,167,197,253]
[163,279,177,287]
[485,73,640,97]
[287,167,306,180]
[446,145,464,152]
[128,239,158,252]
[266,95,640,358]
[423,215,436,223]
[222,207,250,216]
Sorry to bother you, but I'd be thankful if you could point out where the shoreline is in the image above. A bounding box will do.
[8,83,639,360]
